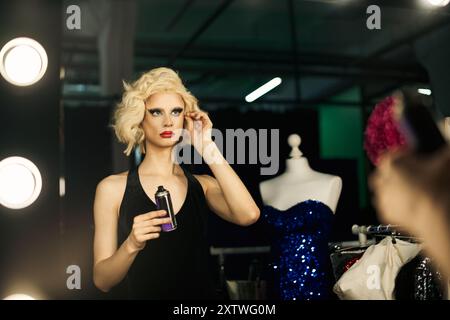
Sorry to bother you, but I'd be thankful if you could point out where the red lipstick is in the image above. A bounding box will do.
[160,131,174,138]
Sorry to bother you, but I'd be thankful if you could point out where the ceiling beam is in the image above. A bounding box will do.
[165,0,196,31]
[63,60,427,82]
[167,0,235,66]
[298,0,450,14]
[62,37,423,71]
[61,93,367,108]
[310,16,450,103]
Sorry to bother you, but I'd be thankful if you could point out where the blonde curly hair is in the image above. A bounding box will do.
[112,67,201,156]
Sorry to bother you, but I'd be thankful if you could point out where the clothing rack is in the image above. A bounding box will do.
[352,224,401,236]
[210,246,271,290]
[329,239,376,253]
[352,224,421,243]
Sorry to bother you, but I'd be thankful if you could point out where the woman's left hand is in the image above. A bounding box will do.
[184,110,214,153]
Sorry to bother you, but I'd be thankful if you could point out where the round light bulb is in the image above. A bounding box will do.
[0,37,48,86]
[0,157,42,209]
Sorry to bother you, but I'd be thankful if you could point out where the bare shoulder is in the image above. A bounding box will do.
[95,171,129,212]
[193,174,216,194]
[97,171,128,191]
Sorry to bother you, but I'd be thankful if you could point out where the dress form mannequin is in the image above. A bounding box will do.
[259,134,342,213]
[260,134,343,300]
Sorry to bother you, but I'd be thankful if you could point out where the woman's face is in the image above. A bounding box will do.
[141,92,185,148]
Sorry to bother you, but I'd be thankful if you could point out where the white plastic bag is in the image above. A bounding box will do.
[333,237,421,300]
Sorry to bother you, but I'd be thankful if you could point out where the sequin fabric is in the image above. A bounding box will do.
[414,256,445,300]
[263,200,334,300]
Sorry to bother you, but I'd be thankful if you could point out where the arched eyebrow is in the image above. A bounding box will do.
[147,107,184,112]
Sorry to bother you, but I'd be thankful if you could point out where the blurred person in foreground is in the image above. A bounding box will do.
[370,146,450,279]
[365,93,450,280]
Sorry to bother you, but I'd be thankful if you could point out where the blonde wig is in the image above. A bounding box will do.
[112,67,201,156]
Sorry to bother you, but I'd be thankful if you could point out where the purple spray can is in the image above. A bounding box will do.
[155,185,177,232]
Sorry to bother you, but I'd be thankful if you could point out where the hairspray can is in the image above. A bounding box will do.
[155,185,177,232]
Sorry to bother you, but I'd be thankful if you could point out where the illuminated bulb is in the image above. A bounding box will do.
[245,77,282,102]
[3,294,35,300]
[427,0,449,6]
[0,157,42,209]
[418,88,432,95]
[59,177,65,197]
[0,37,48,86]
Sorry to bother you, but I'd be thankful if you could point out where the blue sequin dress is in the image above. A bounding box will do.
[263,200,334,300]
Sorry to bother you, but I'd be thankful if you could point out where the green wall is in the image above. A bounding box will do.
[318,88,367,208]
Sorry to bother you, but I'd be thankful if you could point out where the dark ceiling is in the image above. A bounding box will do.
[61,0,450,110]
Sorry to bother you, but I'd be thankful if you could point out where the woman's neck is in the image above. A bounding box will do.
[139,143,178,176]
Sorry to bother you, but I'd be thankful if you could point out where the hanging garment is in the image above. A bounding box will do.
[333,237,421,300]
[394,252,447,300]
[330,250,365,282]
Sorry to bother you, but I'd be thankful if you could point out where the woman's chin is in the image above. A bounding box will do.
[155,138,181,148]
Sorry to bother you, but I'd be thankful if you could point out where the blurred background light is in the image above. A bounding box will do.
[0,157,42,209]
[445,117,450,141]
[245,77,282,102]
[0,37,48,86]
[418,88,432,95]
[426,0,450,7]
[59,177,65,197]
[3,293,35,300]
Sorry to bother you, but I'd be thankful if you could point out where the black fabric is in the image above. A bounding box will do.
[394,252,447,300]
[116,164,218,300]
